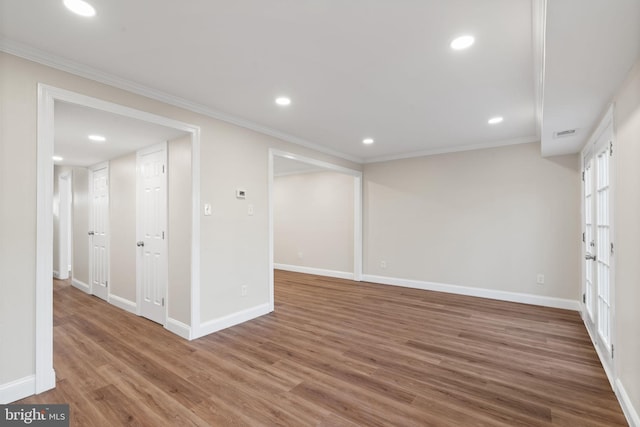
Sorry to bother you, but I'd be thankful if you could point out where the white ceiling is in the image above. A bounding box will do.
[55,101,188,166]
[1,1,639,163]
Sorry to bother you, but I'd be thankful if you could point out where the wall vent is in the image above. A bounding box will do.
[553,129,577,138]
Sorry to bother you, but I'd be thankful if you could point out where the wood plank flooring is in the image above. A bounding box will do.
[19,271,626,426]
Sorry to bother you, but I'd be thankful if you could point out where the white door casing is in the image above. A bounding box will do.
[89,163,109,301]
[137,142,168,325]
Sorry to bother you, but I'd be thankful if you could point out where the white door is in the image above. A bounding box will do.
[89,163,109,301]
[137,143,168,325]
[582,117,614,370]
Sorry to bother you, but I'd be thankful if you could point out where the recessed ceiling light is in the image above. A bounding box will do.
[88,134,106,142]
[450,35,475,50]
[363,138,374,145]
[275,97,291,106]
[488,116,504,125]
[63,0,96,17]
[53,156,64,162]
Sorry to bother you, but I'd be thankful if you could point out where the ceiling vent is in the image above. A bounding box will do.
[553,129,577,139]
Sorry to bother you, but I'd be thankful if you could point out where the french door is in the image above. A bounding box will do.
[582,118,614,370]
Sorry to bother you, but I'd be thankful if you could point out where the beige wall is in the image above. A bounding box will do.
[72,167,90,286]
[53,166,71,277]
[0,51,360,386]
[612,60,640,419]
[168,135,192,324]
[274,171,354,273]
[109,153,137,303]
[364,142,581,299]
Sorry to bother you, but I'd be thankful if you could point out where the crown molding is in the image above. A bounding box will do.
[0,37,363,164]
[363,135,540,164]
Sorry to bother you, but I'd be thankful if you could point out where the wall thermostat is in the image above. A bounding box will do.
[236,189,246,199]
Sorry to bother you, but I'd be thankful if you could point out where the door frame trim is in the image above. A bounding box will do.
[36,84,201,395]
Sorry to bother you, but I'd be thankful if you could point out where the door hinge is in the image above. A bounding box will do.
[162,231,165,240]
[162,164,165,173]
[610,142,613,156]
[162,297,165,307]
[582,232,585,243]
[610,242,614,255]
[611,344,614,358]
[582,293,586,303]
[105,280,108,287]
[582,171,585,181]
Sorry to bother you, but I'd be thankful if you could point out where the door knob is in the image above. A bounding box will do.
[585,253,596,261]
[88,231,95,236]
[137,241,145,247]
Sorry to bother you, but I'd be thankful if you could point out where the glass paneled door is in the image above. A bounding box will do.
[582,117,614,371]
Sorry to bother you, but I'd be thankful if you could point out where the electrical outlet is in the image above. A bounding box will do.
[247,204,254,216]
[297,251,303,259]
[536,274,545,285]
[380,260,387,269]
[241,285,248,296]
[204,203,212,216]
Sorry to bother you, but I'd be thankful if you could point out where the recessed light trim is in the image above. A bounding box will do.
[488,116,504,125]
[450,35,475,50]
[88,134,106,142]
[63,0,96,17]
[363,138,374,145]
[275,97,291,106]
[53,156,64,162]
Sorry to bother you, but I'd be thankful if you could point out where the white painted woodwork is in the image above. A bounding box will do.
[137,143,168,325]
[89,163,109,301]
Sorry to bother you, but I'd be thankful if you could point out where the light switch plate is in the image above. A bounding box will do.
[204,203,212,216]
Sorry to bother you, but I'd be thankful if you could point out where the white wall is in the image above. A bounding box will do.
[72,167,90,287]
[363,142,581,301]
[274,171,354,274]
[168,135,192,324]
[109,153,137,303]
[611,59,640,424]
[0,51,361,390]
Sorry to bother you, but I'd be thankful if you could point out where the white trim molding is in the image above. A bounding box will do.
[196,303,272,339]
[165,318,192,341]
[275,264,354,280]
[616,379,640,427]
[71,278,90,293]
[0,375,36,404]
[108,295,137,315]
[362,274,580,311]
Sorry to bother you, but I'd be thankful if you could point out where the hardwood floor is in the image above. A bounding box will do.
[19,271,626,426]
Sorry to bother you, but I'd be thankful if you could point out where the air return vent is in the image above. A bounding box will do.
[553,129,577,138]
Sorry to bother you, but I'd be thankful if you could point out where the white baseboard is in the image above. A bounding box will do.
[275,263,354,280]
[71,278,90,293]
[0,375,35,404]
[52,270,60,279]
[195,303,272,339]
[165,318,192,340]
[580,307,616,391]
[616,379,640,427]
[107,294,137,314]
[361,274,580,311]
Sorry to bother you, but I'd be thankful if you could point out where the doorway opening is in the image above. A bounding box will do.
[36,84,201,394]
[268,149,363,310]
